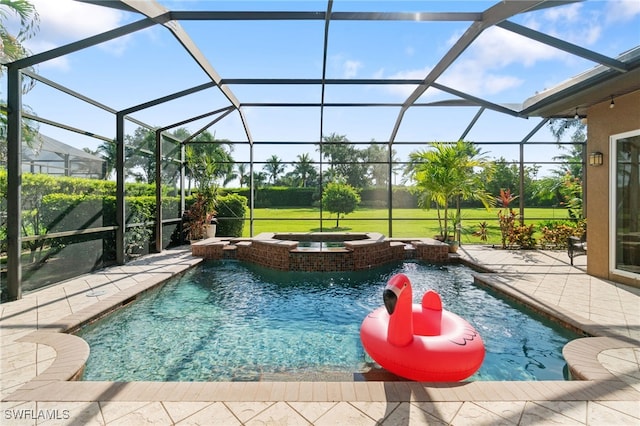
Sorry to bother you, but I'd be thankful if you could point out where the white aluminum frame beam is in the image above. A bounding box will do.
[388,1,549,143]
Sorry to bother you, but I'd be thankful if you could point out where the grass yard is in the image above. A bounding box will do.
[242,207,574,245]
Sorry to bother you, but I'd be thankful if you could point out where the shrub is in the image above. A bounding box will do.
[125,208,153,259]
[473,221,489,242]
[498,208,517,249]
[538,219,586,249]
[40,194,114,232]
[511,224,536,249]
[215,193,247,237]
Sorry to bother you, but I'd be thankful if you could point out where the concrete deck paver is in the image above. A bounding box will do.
[1,246,639,425]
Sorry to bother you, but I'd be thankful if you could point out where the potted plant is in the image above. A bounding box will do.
[184,135,228,240]
[184,193,216,241]
[445,211,462,252]
[205,214,217,238]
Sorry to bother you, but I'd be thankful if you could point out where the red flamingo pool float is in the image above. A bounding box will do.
[360,273,485,381]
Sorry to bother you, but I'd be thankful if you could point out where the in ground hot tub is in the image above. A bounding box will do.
[192,232,450,271]
[239,232,393,271]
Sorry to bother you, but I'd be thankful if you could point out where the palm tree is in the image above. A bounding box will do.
[0,0,39,68]
[185,130,235,192]
[1,0,40,162]
[364,142,397,187]
[548,118,585,178]
[236,163,249,187]
[408,141,495,241]
[292,153,316,187]
[319,133,368,188]
[263,154,285,185]
[97,139,117,179]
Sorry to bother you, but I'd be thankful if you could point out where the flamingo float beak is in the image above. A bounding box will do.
[383,274,409,315]
[383,289,397,315]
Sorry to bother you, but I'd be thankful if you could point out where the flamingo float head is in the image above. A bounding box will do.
[383,273,411,315]
[383,273,414,346]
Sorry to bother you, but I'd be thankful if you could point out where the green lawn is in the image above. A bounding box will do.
[242,207,573,245]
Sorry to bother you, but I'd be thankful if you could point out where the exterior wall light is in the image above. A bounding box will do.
[589,151,604,166]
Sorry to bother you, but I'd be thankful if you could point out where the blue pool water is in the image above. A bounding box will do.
[77,260,577,382]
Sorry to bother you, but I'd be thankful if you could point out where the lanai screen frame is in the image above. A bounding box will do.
[5,0,633,301]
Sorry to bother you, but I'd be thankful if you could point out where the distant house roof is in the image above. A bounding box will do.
[22,134,105,178]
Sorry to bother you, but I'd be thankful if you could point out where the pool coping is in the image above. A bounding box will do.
[3,252,639,405]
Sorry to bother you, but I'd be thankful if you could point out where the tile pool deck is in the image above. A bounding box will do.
[1,245,638,425]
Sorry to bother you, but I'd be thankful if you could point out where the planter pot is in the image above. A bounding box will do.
[205,224,217,238]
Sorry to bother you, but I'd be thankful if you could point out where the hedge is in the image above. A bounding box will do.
[0,170,172,202]
[229,187,316,208]
[39,194,182,232]
[40,194,116,232]
[359,187,419,208]
[215,193,247,237]
[226,186,420,208]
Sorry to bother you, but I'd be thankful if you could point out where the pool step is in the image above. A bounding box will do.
[223,244,237,259]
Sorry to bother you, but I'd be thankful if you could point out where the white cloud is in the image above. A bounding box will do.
[481,74,524,95]
[25,0,132,69]
[378,66,430,98]
[524,3,604,49]
[605,0,640,24]
[427,27,547,97]
[371,2,619,101]
[343,60,362,78]
[472,27,564,69]
[371,68,385,79]
[543,2,582,23]
[329,54,364,78]
[439,58,524,96]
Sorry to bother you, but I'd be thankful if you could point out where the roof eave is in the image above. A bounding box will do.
[520,46,640,118]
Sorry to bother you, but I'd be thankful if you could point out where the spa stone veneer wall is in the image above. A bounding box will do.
[192,233,450,272]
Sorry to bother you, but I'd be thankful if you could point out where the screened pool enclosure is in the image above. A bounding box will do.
[3,0,640,300]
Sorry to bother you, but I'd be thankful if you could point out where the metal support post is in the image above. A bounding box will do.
[388,140,393,237]
[6,67,23,300]
[115,113,126,264]
[155,130,163,253]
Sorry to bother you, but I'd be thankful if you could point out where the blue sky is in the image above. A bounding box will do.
[5,0,640,178]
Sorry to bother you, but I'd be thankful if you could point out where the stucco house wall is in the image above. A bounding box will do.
[586,90,640,287]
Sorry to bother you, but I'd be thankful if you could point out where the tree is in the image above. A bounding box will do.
[322,180,361,228]
[96,139,117,180]
[0,0,40,162]
[539,118,586,217]
[319,133,369,188]
[236,162,249,187]
[124,127,156,183]
[0,0,39,66]
[185,130,234,194]
[263,154,285,185]
[290,153,317,187]
[363,142,397,187]
[252,171,267,188]
[484,157,541,206]
[407,141,495,241]
[549,118,585,178]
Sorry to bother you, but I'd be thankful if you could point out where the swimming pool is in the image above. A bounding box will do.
[77,260,578,382]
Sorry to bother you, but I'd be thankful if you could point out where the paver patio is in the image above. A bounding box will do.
[1,245,638,425]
